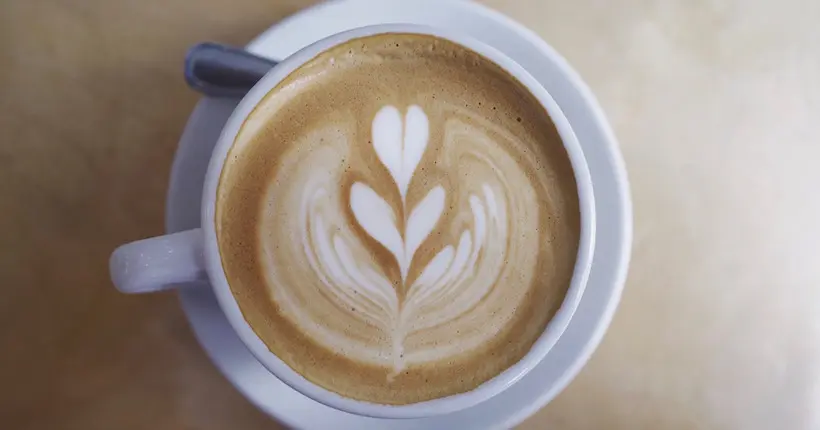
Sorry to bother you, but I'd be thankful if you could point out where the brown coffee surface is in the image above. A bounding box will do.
[216,33,580,404]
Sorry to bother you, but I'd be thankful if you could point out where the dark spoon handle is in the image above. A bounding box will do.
[184,42,278,98]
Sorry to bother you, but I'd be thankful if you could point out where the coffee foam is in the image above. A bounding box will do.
[216,34,580,404]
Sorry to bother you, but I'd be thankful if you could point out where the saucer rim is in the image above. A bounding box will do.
[167,0,632,428]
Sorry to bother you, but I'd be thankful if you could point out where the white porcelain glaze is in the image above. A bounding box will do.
[167,1,631,428]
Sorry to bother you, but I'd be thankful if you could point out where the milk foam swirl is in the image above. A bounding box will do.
[259,105,542,378]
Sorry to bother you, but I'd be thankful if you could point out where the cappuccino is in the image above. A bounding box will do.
[216,33,580,404]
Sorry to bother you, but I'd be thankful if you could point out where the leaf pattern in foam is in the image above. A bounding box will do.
[349,182,404,270]
[406,230,474,316]
[371,106,403,193]
[405,245,454,309]
[402,185,445,281]
[309,215,393,324]
[371,105,429,201]
[399,106,429,200]
[332,235,397,316]
[410,197,496,332]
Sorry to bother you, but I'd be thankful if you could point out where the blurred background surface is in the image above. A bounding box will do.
[1,0,819,429]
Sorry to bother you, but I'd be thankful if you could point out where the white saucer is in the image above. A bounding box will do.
[166,1,631,428]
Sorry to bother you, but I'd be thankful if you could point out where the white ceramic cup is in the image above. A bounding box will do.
[109,24,596,419]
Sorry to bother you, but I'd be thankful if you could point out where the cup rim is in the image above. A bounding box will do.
[201,23,596,419]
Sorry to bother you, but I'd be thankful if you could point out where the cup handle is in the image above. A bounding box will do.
[109,229,208,293]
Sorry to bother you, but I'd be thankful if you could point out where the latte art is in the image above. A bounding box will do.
[216,33,580,404]
[268,104,535,377]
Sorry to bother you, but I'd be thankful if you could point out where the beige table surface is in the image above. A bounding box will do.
[2,0,819,429]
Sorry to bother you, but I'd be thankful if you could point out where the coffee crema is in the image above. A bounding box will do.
[216,33,580,404]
